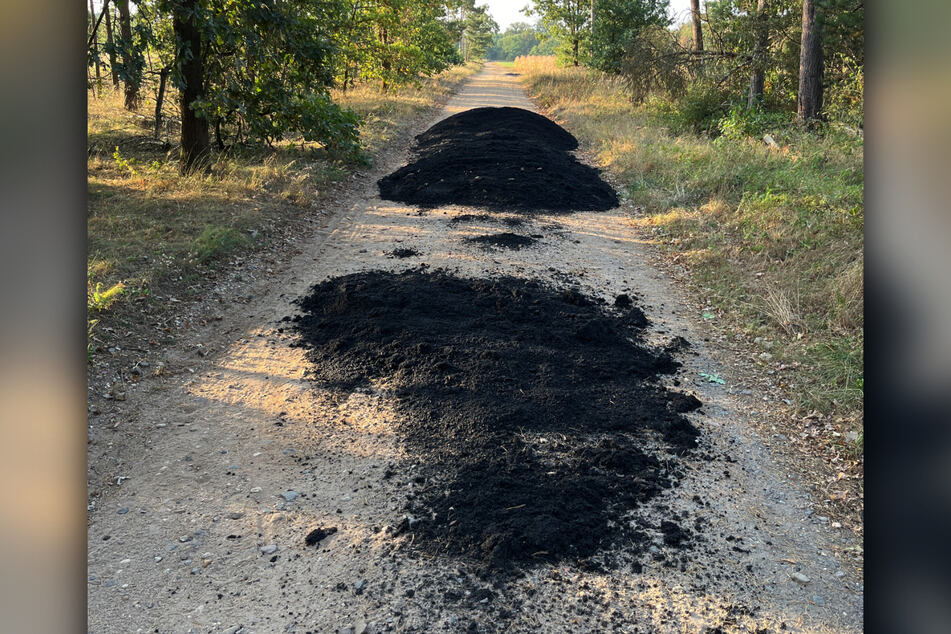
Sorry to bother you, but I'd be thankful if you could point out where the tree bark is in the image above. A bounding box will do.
[380,27,391,90]
[690,0,703,53]
[86,1,109,50]
[116,0,138,110]
[748,0,768,108]
[90,0,101,94]
[104,0,119,89]
[797,0,823,123]
[173,0,210,172]
[154,66,169,139]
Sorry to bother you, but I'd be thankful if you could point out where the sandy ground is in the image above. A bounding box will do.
[87,64,864,633]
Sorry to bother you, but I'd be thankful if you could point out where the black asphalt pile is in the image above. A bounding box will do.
[291,270,700,572]
[464,232,537,250]
[377,107,619,213]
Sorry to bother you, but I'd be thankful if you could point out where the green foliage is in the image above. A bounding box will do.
[801,335,864,414]
[823,54,863,128]
[92,0,468,157]
[336,0,463,91]
[96,1,151,90]
[184,0,360,153]
[88,282,127,312]
[87,319,98,361]
[487,22,541,61]
[699,372,726,385]
[190,226,252,264]
[529,30,562,56]
[615,24,688,101]
[454,2,498,62]
[543,0,864,128]
[586,0,669,74]
[655,81,732,135]
[112,146,139,176]
[717,105,792,140]
[525,0,592,66]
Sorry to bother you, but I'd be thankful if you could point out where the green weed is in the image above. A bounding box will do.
[190,226,253,264]
[88,281,126,311]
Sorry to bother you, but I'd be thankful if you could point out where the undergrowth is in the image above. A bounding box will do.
[515,56,863,446]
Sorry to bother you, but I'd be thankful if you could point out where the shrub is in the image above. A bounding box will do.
[190,226,252,264]
[717,106,793,141]
[648,82,732,136]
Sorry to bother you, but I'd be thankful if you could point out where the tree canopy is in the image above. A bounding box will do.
[88,0,481,169]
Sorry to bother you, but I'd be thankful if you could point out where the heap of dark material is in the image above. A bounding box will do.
[291,270,699,571]
[464,232,537,250]
[387,247,420,259]
[378,107,619,213]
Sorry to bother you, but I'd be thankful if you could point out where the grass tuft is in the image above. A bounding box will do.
[190,226,253,264]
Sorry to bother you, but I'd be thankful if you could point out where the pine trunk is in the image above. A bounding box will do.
[748,0,768,108]
[797,0,823,123]
[690,0,703,53]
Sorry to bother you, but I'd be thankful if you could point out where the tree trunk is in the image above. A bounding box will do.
[748,0,768,108]
[90,0,101,94]
[154,66,169,139]
[690,0,703,53]
[572,37,579,66]
[797,0,823,123]
[173,0,210,173]
[380,27,391,90]
[116,0,138,110]
[104,0,119,89]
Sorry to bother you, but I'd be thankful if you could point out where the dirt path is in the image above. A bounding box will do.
[87,64,863,633]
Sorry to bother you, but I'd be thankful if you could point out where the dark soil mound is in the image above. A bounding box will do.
[377,107,619,213]
[304,526,337,546]
[448,213,493,225]
[291,270,700,572]
[449,214,525,228]
[414,107,578,154]
[387,247,420,259]
[465,232,536,250]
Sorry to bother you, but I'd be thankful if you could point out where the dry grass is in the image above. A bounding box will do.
[515,56,864,432]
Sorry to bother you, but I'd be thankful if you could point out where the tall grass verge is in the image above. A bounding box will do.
[515,56,863,441]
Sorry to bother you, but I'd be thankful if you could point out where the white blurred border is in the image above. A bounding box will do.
[0,1,87,631]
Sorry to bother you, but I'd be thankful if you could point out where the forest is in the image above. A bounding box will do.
[86,0,498,170]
